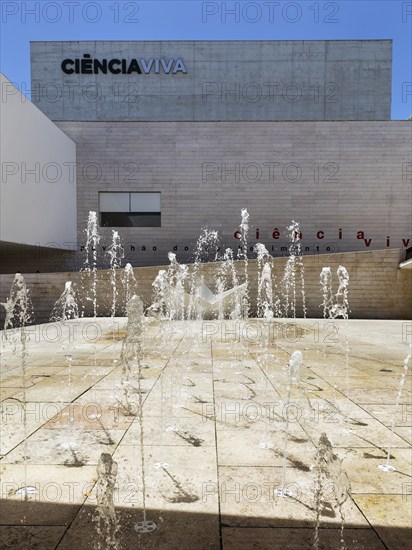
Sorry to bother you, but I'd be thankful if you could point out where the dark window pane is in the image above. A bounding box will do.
[100,212,132,227]
[129,213,161,227]
[100,212,161,228]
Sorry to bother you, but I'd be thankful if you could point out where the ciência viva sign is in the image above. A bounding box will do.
[61,54,188,75]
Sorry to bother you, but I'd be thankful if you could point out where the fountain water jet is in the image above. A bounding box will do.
[1,273,33,499]
[255,243,273,320]
[121,294,158,533]
[215,248,242,319]
[330,266,351,433]
[275,350,303,497]
[148,253,189,320]
[320,267,333,319]
[50,281,79,322]
[93,453,120,549]
[122,263,137,314]
[49,282,80,452]
[330,266,349,320]
[83,211,101,318]
[188,229,220,320]
[282,221,306,318]
[220,248,242,319]
[313,433,351,550]
[378,345,412,473]
[107,230,124,318]
[238,209,250,317]
[165,252,189,320]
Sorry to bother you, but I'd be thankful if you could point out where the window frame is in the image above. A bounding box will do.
[99,191,161,228]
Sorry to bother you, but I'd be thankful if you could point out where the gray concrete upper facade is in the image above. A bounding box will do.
[30,40,392,121]
[34,119,409,271]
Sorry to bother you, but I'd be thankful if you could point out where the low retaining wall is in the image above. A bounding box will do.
[0,249,410,324]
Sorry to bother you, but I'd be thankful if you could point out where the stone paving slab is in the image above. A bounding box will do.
[0,463,96,525]
[352,495,412,550]
[0,526,66,550]
[218,465,369,529]
[221,527,386,549]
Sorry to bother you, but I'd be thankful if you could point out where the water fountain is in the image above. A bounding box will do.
[275,349,303,497]
[216,247,242,319]
[122,263,138,314]
[187,228,220,320]
[379,346,412,473]
[1,209,409,550]
[50,281,79,322]
[330,266,351,433]
[50,281,80,450]
[2,273,33,333]
[238,208,250,317]
[93,453,120,549]
[120,294,158,533]
[107,230,125,318]
[313,433,351,550]
[255,243,274,320]
[165,252,189,320]
[282,220,306,318]
[330,265,350,320]
[1,273,33,499]
[82,211,101,318]
[320,267,333,319]
[148,253,189,320]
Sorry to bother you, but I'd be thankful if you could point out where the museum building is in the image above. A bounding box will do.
[1,40,411,272]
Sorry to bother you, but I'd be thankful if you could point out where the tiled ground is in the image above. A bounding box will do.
[0,318,411,549]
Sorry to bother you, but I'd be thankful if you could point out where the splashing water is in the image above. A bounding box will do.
[122,263,137,314]
[313,433,350,550]
[289,349,303,380]
[120,295,157,533]
[149,253,189,320]
[165,252,189,320]
[330,266,349,320]
[148,269,167,319]
[215,248,242,319]
[328,266,351,431]
[254,243,270,262]
[50,281,79,322]
[188,229,220,320]
[1,273,33,500]
[83,211,101,318]
[107,230,124,318]
[253,244,275,447]
[255,244,273,319]
[260,263,273,320]
[275,350,303,497]
[282,221,306,318]
[2,273,33,333]
[225,248,243,320]
[215,266,226,321]
[49,282,79,447]
[379,346,412,473]
[238,209,250,317]
[194,228,220,264]
[93,453,120,549]
[119,296,142,415]
[320,267,333,319]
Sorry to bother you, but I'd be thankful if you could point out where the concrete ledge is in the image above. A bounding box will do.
[399,258,412,270]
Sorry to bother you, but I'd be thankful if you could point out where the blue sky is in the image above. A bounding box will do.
[1,0,411,119]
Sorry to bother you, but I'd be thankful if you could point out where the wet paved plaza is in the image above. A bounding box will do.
[0,318,411,549]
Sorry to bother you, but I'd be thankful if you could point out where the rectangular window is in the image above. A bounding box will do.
[99,192,161,227]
